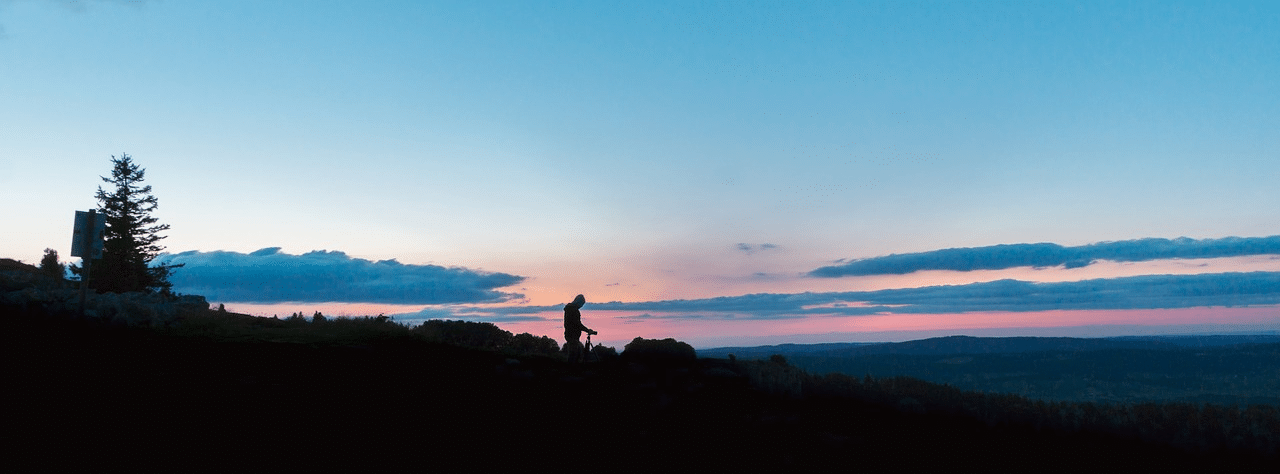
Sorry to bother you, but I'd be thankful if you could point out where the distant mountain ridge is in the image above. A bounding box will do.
[702,334,1280,359]
[698,342,881,359]
[705,334,1280,407]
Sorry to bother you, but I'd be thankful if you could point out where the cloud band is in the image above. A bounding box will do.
[810,236,1280,277]
[587,272,1280,319]
[156,248,524,304]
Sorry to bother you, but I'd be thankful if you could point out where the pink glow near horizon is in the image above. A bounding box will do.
[216,255,1279,318]
[457,306,1280,349]
[502,255,1280,308]
[215,301,1278,348]
[215,255,1279,348]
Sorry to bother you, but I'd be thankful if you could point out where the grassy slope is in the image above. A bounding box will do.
[6,311,1274,472]
[2,255,1273,471]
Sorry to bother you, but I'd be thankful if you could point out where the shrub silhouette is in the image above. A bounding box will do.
[509,332,561,357]
[286,312,308,327]
[740,358,806,399]
[412,319,513,351]
[589,342,619,362]
[39,249,65,280]
[622,337,696,366]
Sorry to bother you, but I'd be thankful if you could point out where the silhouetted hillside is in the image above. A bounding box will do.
[710,335,1280,406]
[8,313,1274,471]
[1112,333,1280,347]
[3,268,1275,470]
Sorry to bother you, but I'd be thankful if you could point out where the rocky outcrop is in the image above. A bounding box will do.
[1,258,208,327]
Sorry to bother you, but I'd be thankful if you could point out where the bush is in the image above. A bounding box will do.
[622,337,696,366]
[589,342,619,363]
[39,249,65,280]
[412,320,513,350]
[741,359,807,399]
[510,332,561,357]
[286,312,308,326]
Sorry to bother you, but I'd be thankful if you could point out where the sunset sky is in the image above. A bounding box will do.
[3,1,1277,348]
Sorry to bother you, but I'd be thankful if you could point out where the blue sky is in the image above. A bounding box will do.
[3,1,1277,347]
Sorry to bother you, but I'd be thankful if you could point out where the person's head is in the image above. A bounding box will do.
[568,294,586,308]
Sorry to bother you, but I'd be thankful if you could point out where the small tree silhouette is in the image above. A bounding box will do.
[39,248,64,280]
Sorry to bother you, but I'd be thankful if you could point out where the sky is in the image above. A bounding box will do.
[2,0,1278,348]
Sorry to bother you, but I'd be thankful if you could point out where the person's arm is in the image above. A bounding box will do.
[573,318,596,335]
[567,308,595,334]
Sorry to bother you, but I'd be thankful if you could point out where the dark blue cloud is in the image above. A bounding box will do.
[851,272,1280,313]
[810,236,1280,277]
[155,248,525,304]
[583,272,1280,319]
[736,243,780,255]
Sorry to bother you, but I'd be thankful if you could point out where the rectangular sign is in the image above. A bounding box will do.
[71,210,106,258]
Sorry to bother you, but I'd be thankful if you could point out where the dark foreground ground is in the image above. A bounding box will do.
[6,316,1275,472]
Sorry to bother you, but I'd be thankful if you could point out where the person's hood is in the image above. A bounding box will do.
[566,294,585,309]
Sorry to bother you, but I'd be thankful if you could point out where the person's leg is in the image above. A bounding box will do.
[565,330,584,363]
[568,339,583,363]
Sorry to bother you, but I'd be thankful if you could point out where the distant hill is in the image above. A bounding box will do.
[813,335,1184,356]
[702,334,1280,407]
[704,334,1280,359]
[1110,333,1280,347]
[699,341,882,359]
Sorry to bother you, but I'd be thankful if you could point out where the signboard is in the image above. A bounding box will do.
[71,210,106,258]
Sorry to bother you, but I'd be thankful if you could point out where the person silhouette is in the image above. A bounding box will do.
[563,294,597,363]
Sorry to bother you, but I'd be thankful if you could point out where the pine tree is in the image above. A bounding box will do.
[39,248,65,280]
[89,153,182,294]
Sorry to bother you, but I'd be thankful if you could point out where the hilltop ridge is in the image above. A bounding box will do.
[3,259,1276,470]
[702,333,1280,359]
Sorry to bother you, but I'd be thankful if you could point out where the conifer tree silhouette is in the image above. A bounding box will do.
[39,248,65,280]
[84,153,182,294]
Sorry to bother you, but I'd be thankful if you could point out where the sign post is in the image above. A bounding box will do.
[71,210,105,316]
